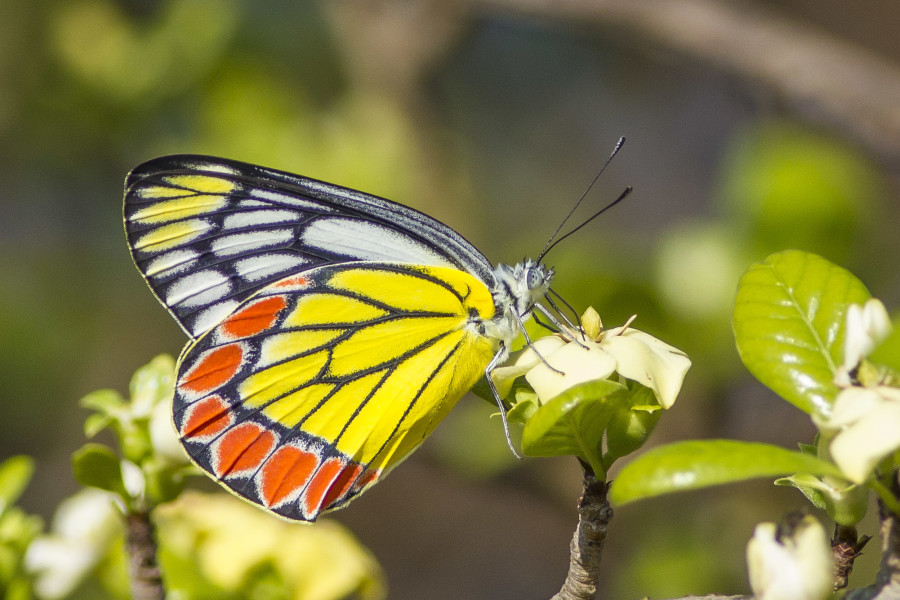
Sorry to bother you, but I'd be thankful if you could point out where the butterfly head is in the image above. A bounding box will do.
[490,259,553,334]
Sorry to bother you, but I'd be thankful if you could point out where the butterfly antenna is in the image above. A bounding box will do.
[546,288,583,334]
[537,136,626,263]
[538,185,632,262]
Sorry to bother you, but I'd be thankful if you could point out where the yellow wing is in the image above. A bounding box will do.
[172,262,497,521]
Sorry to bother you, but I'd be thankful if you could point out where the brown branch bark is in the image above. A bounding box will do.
[551,476,612,600]
[125,510,165,600]
[845,500,900,600]
[470,0,900,172]
[834,525,871,591]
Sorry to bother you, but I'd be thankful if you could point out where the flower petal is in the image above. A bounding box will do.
[491,336,567,399]
[524,342,616,403]
[830,401,900,483]
[746,517,832,600]
[602,328,691,409]
[843,299,892,371]
[818,387,885,432]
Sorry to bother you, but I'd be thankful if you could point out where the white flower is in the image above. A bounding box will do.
[836,299,892,386]
[491,309,691,408]
[746,516,833,600]
[25,489,121,599]
[818,386,900,483]
[120,459,146,499]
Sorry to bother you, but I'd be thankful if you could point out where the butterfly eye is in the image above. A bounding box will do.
[526,266,545,291]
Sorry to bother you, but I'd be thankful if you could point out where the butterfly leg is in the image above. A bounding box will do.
[515,310,567,375]
[535,303,589,350]
[485,345,523,459]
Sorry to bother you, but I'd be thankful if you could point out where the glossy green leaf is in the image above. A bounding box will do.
[0,456,34,511]
[507,395,539,424]
[521,379,626,475]
[775,473,868,525]
[733,250,870,415]
[605,384,663,466]
[610,439,843,505]
[72,443,126,496]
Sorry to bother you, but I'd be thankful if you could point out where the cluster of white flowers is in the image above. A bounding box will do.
[491,307,691,409]
[25,490,121,599]
[746,298,896,600]
[817,299,896,484]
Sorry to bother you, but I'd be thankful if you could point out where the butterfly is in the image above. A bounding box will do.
[124,155,583,521]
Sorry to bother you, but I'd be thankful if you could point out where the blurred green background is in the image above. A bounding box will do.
[1,1,898,598]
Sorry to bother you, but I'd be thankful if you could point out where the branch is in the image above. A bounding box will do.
[470,0,900,172]
[125,510,166,600]
[833,525,871,591]
[551,476,612,600]
[845,499,900,600]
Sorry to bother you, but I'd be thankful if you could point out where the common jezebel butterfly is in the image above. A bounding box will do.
[124,155,563,521]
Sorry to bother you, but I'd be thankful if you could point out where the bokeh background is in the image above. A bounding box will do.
[2,1,899,598]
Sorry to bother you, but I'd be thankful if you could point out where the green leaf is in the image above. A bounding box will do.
[72,443,126,496]
[605,404,662,466]
[610,439,843,505]
[507,396,538,424]
[521,379,626,476]
[733,250,870,415]
[775,473,831,511]
[143,459,186,505]
[84,413,114,438]
[80,388,125,413]
[469,376,495,404]
[775,473,868,525]
[0,456,34,512]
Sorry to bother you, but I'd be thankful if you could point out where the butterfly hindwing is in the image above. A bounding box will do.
[173,262,498,521]
[124,155,495,338]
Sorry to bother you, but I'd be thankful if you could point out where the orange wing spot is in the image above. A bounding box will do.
[273,275,310,289]
[259,445,319,508]
[351,468,380,494]
[302,457,344,518]
[180,344,243,394]
[181,395,232,439]
[222,296,287,339]
[323,463,363,510]
[213,423,276,478]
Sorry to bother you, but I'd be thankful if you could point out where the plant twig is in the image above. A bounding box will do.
[551,475,612,600]
[125,510,165,600]
[833,525,871,591]
[845,499,900,600]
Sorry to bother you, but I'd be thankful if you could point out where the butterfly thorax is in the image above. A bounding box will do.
[479,259,554,350]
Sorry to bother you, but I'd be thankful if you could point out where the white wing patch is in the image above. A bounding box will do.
[211,229,294,257]
[145,248,199,277]
[192,300,241,338]
[301,218,454,267]
[223,210,299,229]
[234,254,309,281]
[166,270,232,308]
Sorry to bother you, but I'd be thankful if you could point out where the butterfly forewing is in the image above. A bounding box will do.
[173,262,498,521]
[124,155,495,338]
